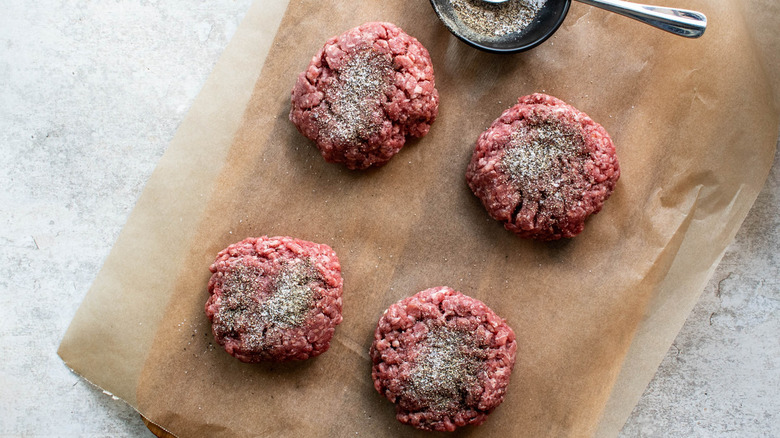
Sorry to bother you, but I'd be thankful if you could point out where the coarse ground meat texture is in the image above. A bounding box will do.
[289,22,439,170]
[466,93,620,240]
[205,236,343,362]
[370,286,517,432]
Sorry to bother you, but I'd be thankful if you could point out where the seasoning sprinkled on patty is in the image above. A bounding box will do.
[502,121,585,181]
[290,22,439,170]
[466,93,620,240]
[407,326,485,412]
[370,286,517,432]
[205,236,343,362]
[317,48,393,145]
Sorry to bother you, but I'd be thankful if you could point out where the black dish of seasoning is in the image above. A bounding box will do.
[429,0,570,53]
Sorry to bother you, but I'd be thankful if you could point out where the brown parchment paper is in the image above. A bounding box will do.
[59,0,780,436]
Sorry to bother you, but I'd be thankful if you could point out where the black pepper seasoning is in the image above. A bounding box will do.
[407,325,486,411]
[215,259,320,350]
[319,47,393,145]
[450,0,547,38]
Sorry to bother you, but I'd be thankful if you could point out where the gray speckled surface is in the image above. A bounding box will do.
[0,2,777,437]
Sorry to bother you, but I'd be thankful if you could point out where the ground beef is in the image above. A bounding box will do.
[370,286,517,432]
[466,93,620,240]
[290,22,439,170]
[205,236,343,362]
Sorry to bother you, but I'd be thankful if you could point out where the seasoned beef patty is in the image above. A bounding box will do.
[290,21,439,170]
[370,286,517,432]
[205,236,343,362]
[466,93,620,240]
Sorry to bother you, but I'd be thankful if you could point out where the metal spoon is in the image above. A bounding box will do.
[482,0,707,38]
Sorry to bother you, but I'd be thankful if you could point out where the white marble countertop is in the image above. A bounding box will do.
[1,1,777,436]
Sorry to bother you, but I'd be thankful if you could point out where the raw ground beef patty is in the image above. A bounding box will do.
[370,287,517,432]
[289,22,439,170]
[466,93,620,240]
[205,236,343,362]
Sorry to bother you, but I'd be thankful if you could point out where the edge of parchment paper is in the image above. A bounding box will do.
[57,0,290,407]
[595,132,779,437]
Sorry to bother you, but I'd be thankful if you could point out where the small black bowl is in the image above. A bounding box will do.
[429,0,571,53]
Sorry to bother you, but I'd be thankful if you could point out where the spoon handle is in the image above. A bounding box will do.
[575,0,707,38]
